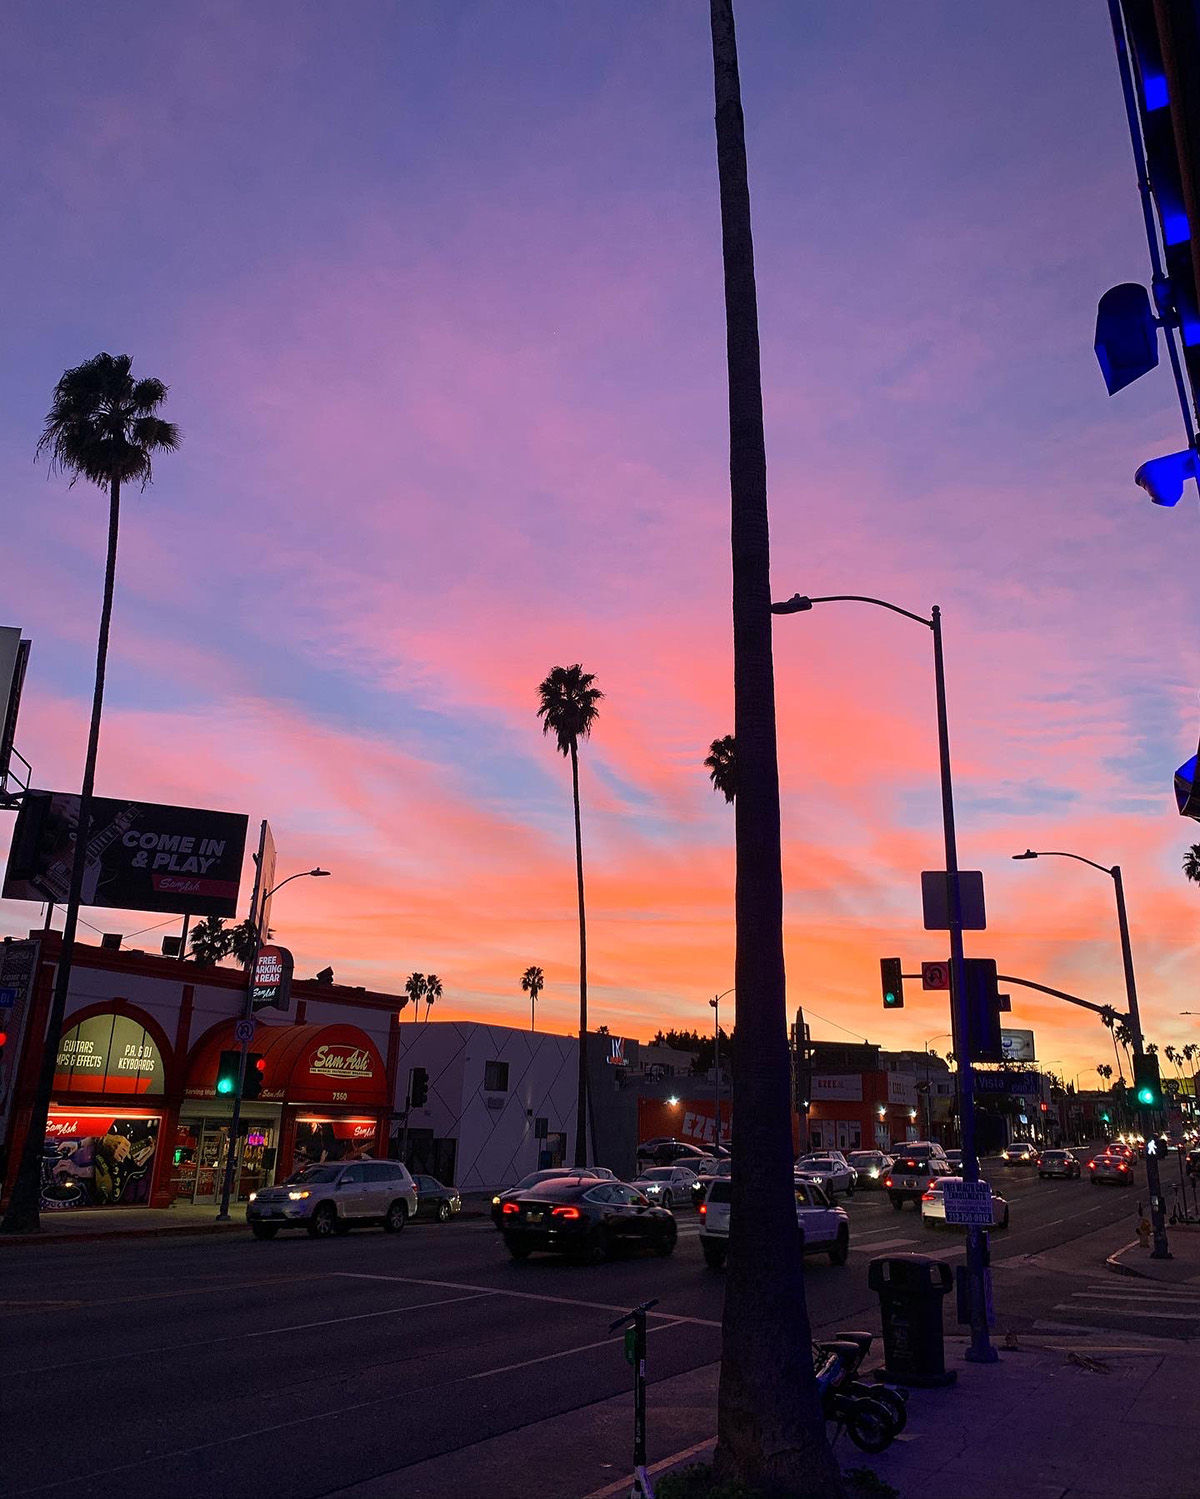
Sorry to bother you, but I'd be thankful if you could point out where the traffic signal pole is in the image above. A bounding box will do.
[772,591,995,1362]
[1113,864,1170,1259]
[216,862,264,1223]
[931,606,996,1364]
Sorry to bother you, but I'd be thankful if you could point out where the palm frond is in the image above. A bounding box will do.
[35,352,178,491]
[537,663,603,756]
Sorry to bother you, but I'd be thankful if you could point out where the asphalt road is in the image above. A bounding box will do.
[1,1145,1189,1499]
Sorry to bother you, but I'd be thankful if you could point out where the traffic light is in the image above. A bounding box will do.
[410,1066,429,1108]
[964,957,1003,1063]
[243,1053,266,1101]
[880,958,904,1010]
[1134,1053,1163,1110]
[216,1049,241,1096]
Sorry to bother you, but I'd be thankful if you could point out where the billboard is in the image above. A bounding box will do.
[1001,1028,1036,1063]
[3,790,247,917]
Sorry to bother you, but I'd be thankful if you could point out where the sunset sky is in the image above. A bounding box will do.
[2,2,1198,1084]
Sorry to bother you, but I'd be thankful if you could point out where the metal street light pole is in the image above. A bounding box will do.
[711,988,734,1154]
[1012,849,1169,1258]
[215,866,331,1221]
[773,593,996,1363]
[924,1032,953,1142]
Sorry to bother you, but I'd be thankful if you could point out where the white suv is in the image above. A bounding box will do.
[247,1158,418,1239]
[698,1177,850,1269]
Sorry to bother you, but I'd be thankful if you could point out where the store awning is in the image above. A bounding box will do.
[186,1021,388,1108]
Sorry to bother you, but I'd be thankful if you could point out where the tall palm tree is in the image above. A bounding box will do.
[1101,1005,1126,1084]
[1115,1020,1135,1079]
[425,973,442,1022]
[704,734,737,803]
[1184,1043,1198,1079]
[521,965,545,1031]
[189,915,233,967]
[2,354,179,1236]
[1097,1063,1113,1084]
[1183,844,1200,885]
[707,4,839,1491]
[404,973,427,1019]
[229,918,258,968]
[537,663,603,1168]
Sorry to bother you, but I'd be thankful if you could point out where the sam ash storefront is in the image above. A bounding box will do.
[1,931,399,1213]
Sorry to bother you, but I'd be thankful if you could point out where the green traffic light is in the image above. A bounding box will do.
[885,992,898,1006]
[1137,1086,1156,1106]
[217,1076,235,1095]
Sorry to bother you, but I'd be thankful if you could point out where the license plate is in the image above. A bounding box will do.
[525,1211,544,1223]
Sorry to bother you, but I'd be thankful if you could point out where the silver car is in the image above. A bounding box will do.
[247,1158,417,1239]
[632,1166,698,1209]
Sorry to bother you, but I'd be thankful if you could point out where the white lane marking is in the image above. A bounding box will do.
[1058,1305,1200,1321]
[849,1237,917,1253]
[9,1291,492,1377]
[245,1291,491,1337]
[470,1317,692,1379]
[1070,1290,1200,1304]
[334,1272,723,1327]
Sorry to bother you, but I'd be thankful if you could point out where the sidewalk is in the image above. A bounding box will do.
[0,1191,497,1246]
[1107,1219,1200,1283]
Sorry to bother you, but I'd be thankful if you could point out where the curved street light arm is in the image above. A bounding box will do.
[1018,849,1115,878]
[771,593,933,630]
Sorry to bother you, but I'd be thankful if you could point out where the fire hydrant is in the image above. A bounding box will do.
[1137,1215,1152,1249]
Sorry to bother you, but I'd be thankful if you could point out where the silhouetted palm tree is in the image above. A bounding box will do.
[2,354,179,1236]
[425,973,442,1022]
[705,734,737,803]
[537,663,603,1168]
[1184,1043,1198,1077]
[189,915,232,967]
[1101,1006,1126,1084]
[1183,844,1200,885]
[1097,1063,1113,1084]
[1115,1020,1135,1079]
[707,4,839,1490]
[404,973,427,1019]
[229,919,258,968]
[521,966,545,1031]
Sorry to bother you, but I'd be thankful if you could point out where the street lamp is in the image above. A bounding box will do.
[774,591,996,1363]
[1011,848,1169,1258]
[710,988,734,1155]
[924,1033,952,1141]
[216,866,332,1221]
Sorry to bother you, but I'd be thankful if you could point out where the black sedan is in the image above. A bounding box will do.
[490,1168,612,1228]
[412,1173,461,1222]
[500,1178,677,1263]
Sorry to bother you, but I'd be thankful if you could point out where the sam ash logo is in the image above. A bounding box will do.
[308,1045,374,1082]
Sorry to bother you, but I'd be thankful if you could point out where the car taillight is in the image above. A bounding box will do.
[928,1180,936,1190]
[883,1177,893,1188]
[502,1201,520,1214]
[921,1191,935,1201]
[1119,1164,1128,1172]
[698,1203,706,1216]
[1089,1161,1096,1168]
[551,1206,581,1219]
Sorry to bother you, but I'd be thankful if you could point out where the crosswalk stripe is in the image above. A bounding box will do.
[1071,1290,1200,1304]
[1057,1305,1200,1321]
[848,1237,917,1254]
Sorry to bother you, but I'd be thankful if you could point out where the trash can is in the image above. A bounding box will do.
[868,1254,956,1388]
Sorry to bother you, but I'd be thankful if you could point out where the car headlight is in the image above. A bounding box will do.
[287,1190,311,1201]
[248,1191,257,1202]
[869,1168,879,1178]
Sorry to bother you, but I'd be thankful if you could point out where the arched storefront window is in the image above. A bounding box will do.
[42,1010,168,1211]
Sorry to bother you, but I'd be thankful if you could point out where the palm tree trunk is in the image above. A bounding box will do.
[570,739,588,1167]
[1112,1029,1125,1084]
[2,477,121,1234]
[708,4,840,1491]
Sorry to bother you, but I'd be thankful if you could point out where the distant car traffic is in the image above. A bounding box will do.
[699,1177,849,1269]
[499,1178,676,1263]
[921,1176,1009,1230]
[632,1165,699,1209]
[411,1173,462,1221]
[845,1151,892,1188]
[795,1153,857,1196]
[1089,1152,1135,1185]
[944,1149,963,1170]
[635,1139,718,1170]
[490,1168,614,1228]
[1037,1150,1081,1180]
[1103,1141,1137,1166]
[884,1143,952,1209]
[247,1159,417,1239]
[1002,1142,1040,1167]
[690,1158,733,1208]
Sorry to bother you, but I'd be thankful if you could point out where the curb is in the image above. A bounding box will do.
[1105,1239,1152,1279]
[0,1219,246,1249]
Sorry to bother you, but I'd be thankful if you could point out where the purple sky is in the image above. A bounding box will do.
[1,3,1198,1079]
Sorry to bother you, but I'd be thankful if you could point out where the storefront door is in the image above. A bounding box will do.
[180,1119,276,1204]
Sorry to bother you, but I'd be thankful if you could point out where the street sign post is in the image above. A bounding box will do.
[943,1179,993,1226]
[234,1017,257,1045]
